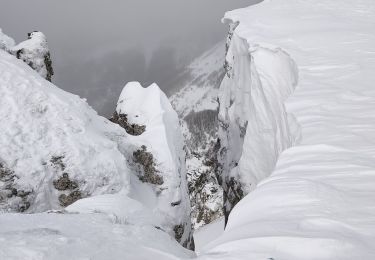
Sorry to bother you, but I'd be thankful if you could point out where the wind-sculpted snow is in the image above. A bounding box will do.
[217,19,300,224]
[198,0,375,259]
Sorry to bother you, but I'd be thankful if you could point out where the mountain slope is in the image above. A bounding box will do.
[0,39,194,256]
[169,42,225,228]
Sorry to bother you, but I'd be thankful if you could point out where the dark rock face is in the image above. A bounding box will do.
[133,145,164,185]
[110,111,146,136]
[51,156,82,207]
[58,191,82,207]
[53,173,78,191]
[217,22,247,227]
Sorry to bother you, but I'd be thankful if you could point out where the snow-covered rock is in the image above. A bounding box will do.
[9,31,54,81]
[0,49,129,213]
[169,43,225,229]
[0,49,193,252]
[217,17,300,224]
[110,82,194,250]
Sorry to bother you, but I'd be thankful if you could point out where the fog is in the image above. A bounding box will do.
[0,0,260,115]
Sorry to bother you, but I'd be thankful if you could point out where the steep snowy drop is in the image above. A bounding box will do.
[217,17,300,224]
[198,0,375,259]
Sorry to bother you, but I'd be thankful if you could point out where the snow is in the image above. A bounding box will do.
[0,49,193,256]
[170,41,225,118]
[198,0,375,259]
[0,212,194,260]
[9,31,53,81]
[0,48,129,212]
[194,218,224,253]
[116,82,193,248]
[2,0,375,258]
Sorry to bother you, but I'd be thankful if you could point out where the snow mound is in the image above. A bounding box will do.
[199,0,375,259]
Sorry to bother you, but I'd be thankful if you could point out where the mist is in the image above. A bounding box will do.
[0,0,260,115]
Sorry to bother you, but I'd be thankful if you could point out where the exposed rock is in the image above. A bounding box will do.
[110,111,146,136]
[133,145,164,185]
[58,191,82,207]
[53,173,78,191]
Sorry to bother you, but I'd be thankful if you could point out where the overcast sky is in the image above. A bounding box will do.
[0,0,260,115]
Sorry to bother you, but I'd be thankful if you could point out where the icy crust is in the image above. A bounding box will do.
[200,0,375,259]
[114,82,194,249]
[217,20,300,223]
[0,49,130,212]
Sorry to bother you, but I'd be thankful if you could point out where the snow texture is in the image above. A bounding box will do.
[199,0,375,259]
[217,12,300,223]
[0,48,193,256]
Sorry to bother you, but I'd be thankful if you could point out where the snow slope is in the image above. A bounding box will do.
[0,43,193,257]
[199,0,375,259]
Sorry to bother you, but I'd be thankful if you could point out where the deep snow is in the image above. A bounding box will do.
[198,0,375,259]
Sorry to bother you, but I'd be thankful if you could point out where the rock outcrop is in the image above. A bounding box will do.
[10,31,54,81]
